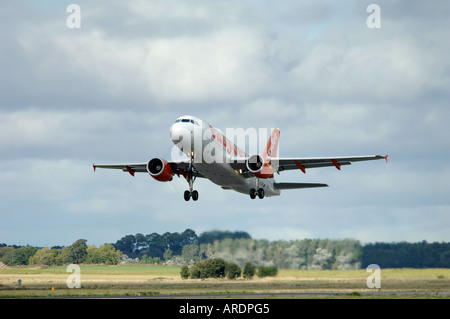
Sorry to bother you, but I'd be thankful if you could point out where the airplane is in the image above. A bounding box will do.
[93,115,387,201]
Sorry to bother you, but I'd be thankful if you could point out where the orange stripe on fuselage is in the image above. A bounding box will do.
[209,125,247,157]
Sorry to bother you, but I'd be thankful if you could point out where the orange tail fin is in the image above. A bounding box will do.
[262,128,280,160]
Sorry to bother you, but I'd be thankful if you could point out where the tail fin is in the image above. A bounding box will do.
[262,128,280,160]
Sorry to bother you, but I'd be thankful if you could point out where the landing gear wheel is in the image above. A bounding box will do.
[184,190,191,201]
[257,188,265,199]
[250,188,257,199]
[192,190,199,201]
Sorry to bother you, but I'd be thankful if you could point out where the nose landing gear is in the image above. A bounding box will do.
[184,153,199,201]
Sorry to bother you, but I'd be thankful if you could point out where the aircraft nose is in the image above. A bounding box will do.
[170,123,180,144]
[170,123,191,145]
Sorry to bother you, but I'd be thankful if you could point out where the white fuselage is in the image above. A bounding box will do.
[169,115,280,197]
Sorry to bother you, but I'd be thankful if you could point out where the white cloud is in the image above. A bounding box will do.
[14,5,271,105]
[0,108,172,161]
[289,38,436,101]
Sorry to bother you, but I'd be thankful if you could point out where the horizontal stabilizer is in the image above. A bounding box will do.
[274,182,328,190]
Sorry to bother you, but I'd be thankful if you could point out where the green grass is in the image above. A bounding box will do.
[0,263,181,275]
[1,265,449,298]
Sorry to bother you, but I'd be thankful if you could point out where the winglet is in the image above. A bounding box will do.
[93,164,96,172]
[377,155,389,163]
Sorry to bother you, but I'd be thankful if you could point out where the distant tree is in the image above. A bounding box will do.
[160,229,198,256]
[163,248,173,261]
[86,245,98,263]
[182,244,201,263]
[86,244,122,265]
[180,229,199,247]
[98,244,122,265]
[0,246,15,261]
[113,235,138,258]
[65,239,88,264]
[225,262,241,280]
[243,262,256,279]
[141,255,161,264]
[361,241,450,268]
[440,250,450,267]
[190,258,226,279]
[257,266,278,278]
[2,246,37,266]
[180,265,190,279]
[112,229,199,260]
[198,230,251,245]
[144,233,166,258]
[310,248,333,270]
[29,247,58,266]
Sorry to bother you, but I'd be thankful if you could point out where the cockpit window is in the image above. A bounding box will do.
[176,118,199,125]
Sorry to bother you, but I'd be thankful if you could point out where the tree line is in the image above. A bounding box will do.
[111,230,363,269]
[0,239,121,266]
[1,229,449,269]
[361,241,450,268]
[180,259,277,280]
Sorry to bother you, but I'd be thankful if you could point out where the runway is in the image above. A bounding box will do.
[92,291,450,299]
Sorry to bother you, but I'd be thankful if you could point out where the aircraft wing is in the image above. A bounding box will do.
[274,182,328,189]
[274,155,388,173]
[93,161,205,178]
[93,163,148,176]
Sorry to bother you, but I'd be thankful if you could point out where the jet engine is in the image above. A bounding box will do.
[246,154,264,174]
[147,158,174,182]
[246,154,273,179]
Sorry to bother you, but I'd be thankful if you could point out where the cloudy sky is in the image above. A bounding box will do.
[1,0,449,247]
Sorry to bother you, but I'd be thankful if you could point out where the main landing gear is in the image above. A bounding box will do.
[184,153,199,201]
[249,188,264,199]
[184,189,198,201]
[249,178,265,199]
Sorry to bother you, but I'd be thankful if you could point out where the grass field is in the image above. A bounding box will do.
[1,264,449,298]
